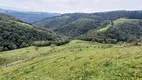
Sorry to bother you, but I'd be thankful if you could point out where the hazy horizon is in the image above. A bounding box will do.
[0,0,142,13]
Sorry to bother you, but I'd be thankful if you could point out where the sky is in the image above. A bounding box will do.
[0,0,142,13]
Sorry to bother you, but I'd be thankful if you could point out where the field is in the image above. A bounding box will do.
[0,40,142,80]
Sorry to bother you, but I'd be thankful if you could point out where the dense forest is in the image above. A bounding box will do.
[79,18,142,43]
[0,13,62,51]
[35,10,142,43]
[1,10,142,51]
[54,18,110,37]
[35,10,142,29]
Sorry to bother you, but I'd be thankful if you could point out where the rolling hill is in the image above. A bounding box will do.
[0,8,60,22]
[35,10,142,39]
[80,18,142,43]
[54,18,109,37]
[35,13,110,37]
[0,13,60,51]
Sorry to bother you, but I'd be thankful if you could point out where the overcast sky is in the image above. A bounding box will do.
[0,0,142,13]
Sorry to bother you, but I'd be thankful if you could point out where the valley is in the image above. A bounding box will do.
[0,8,142,80]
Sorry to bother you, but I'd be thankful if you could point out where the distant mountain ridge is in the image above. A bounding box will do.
[35,10,142,43]
[0,8,60,22]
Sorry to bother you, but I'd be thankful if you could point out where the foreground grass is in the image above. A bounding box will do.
[0,40,142,80]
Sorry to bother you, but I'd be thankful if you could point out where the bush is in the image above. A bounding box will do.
[8,43,17,50]
[0,46,4,52]
[32,39,70,47]
[32,41,51,47]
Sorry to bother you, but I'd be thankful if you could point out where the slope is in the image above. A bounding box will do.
[81,18,142,43]
[35,10,142,38]
[35,13,91,29]
[0,13,59,51]
[35,10,142,29]
[54,18,109,37]
[0,40,142,80]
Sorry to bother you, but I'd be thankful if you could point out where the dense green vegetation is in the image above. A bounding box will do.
[80,18,142,43]
[1,11,142,50]
[0,40,142,80]
[35,13,111,37]
[55,18,109,37]
[0,13,61,51]
[35,10,142,41]
[34,13,107,29]
[35,10,142,29]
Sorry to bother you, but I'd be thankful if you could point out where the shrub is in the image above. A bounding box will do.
[32,39,70,47]
[0,46,4,52]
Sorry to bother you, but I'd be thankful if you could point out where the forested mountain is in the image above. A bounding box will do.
[35,11,142,37]
[35,13,91,29]
[35,10,142,29]
[1,10,142,51]
[0,13,60,51]
[0,8,60,22]
[54,18,109,37]
[79,18,142,43]
[35,10,142,43]
[35,13,110,37]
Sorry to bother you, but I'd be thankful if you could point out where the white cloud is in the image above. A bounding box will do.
[0,0,142,13]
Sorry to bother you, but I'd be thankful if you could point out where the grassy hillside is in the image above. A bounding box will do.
[80,18,142,43]
[97,18,140,32]
[0,13,60,51]
[0,40,142,80]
